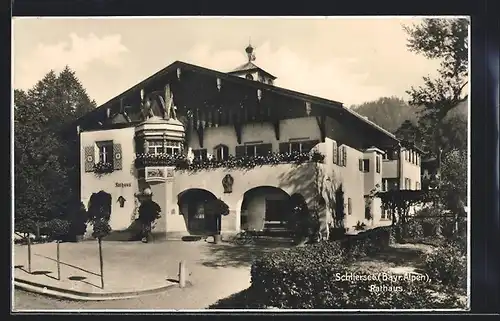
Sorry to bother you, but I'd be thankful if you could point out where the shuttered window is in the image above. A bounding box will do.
[192,149,208,161]
[362,159,370,173]
[113,143,122,170]
[332,141,338,164]
[279,142,289,154]
[376,155,381,173]
[281,140,319,154]
[235,145,246,157]
[342,146,347,167]
[84,145,95,172]
[214,145,230,161]
[96,141,113,165]
[236,143,273,157]
[348,198,352,215]
[359,159,363,171]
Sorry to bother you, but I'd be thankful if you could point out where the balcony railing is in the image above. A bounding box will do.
[134,151,325,171]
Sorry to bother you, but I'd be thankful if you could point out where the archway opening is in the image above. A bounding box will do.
[177,189,218,234]
[240,186,290,232]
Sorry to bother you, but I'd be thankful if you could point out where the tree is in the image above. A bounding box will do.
[403,18,469,157]
[14,67,97,232]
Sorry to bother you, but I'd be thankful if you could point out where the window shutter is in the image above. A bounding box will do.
[302,140,319,153]
[279,142,289,154]
[332,141,338,164]
[342,146,347,167]
[84,145,95,172]
[359,159,363,171]
[235,145,246,157]
[113,143,122,170]
[201,149,208,160]
[260,143,273,155]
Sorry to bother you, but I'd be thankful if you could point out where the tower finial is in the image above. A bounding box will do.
[245,39,255,62]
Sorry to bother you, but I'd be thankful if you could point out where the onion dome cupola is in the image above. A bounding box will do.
[227,40,277,85]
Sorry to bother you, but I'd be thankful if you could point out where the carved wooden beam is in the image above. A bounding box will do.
[273,120,280,141]
[234,123,242,145]
[315,115,326,142]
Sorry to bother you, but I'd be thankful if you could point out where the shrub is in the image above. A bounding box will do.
[403,219,424,239]
[44,219,71,240]
[342,227,392,260]
[91,219,112,239]
[311,266,465,309]
[423,244,467,290]
[251,241,347,308]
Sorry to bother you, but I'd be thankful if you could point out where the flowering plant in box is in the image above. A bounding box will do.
[93,162,114,174]
[134,150,325,171]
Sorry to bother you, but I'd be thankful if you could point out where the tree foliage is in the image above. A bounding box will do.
[14,67,97,231]
[403,18,469,157]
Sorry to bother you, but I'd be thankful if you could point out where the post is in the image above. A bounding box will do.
[178,260,186,288]
[57,241,61,280]
[27,235,32,273]
[98,238,104,289]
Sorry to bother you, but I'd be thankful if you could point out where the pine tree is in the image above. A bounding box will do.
[14,67,97,231]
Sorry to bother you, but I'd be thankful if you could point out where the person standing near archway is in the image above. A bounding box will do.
[138,188,162,243]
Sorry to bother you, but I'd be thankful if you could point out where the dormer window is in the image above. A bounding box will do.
[245,73,254,80]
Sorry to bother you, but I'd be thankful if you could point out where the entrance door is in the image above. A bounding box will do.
[265,199,288,225]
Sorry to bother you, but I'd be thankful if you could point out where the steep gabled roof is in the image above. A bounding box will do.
[76,61,396,140]
[228,61,277,80]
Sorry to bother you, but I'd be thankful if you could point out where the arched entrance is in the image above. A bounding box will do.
[240,186,290,232]
[177,189,218,234]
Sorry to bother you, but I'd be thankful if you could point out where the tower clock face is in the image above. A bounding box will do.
[245,73,254,80]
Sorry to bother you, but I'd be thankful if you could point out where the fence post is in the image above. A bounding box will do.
[179,260,187,288]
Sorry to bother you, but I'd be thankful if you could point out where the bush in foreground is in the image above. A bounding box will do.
[423,244,467,291]
[241,226,465,310]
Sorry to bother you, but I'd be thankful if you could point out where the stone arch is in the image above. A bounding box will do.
[177,188,218,234]
[240,185,290,232]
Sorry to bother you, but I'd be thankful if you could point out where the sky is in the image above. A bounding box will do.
[12,17,446,107]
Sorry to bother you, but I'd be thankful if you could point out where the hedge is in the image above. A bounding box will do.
[248,226,465,309]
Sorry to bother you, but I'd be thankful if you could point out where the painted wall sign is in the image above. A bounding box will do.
[145,167,166,182]
[116,182,132,188]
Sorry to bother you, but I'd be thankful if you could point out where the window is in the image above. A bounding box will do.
[347,198,352,215]
[287,140,318,154]
[405,150,409,161]
[376,155,381,173]
[404,178,410,190]
[338,145,347,167]
[192,149,208,161]
[416,182,420,190]
[382,179,388,191]
[332,141,338,164]
[97,141,113,164]
[359,159,369,172]
[237,143,272,157]
[245,73,254,80]
[268,79,274,85]
[148,140,182,156]
[214,144,229,161]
